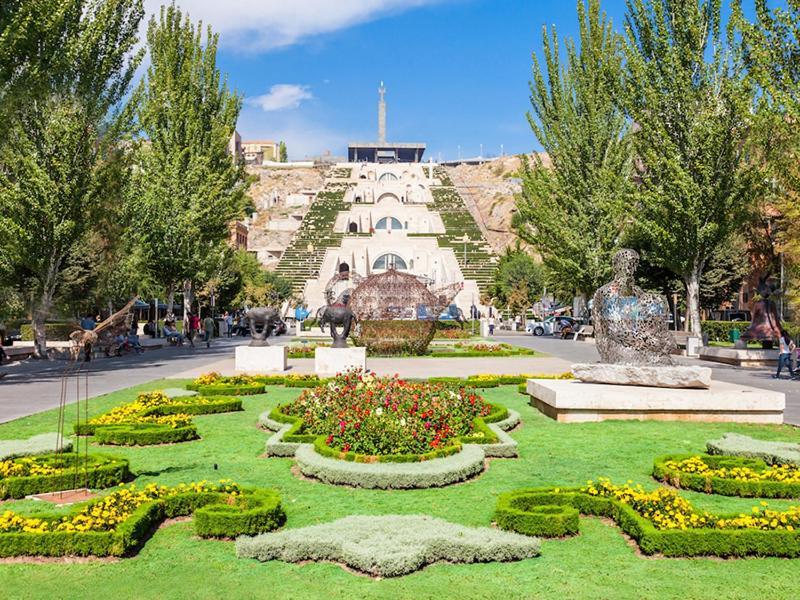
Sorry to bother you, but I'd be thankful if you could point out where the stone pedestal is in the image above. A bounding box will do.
[699,346,779,367]
[315,347,367,376]
[235,345,287,373]
[526,378,784,424]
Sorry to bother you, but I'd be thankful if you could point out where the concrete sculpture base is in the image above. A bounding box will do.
[527,379,784,424]
[572,363,712,389]
[315,347,367,376]
[235,345,288,373]
[699,346,779,367]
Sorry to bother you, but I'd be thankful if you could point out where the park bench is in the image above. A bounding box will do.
[572,325,594,341]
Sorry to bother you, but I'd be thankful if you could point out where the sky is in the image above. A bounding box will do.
[137,1,703,160]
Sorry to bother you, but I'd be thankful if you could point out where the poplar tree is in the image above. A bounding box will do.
[621,0,758,333]
[515,0,633,299]
[128,4,248,319]
[0,0,143,356]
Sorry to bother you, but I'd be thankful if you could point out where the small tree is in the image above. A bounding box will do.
[621,0,759,333]
[515,0,633,300]
[128,4,248,322]
[279,141,288,162]
[0,0,143,356]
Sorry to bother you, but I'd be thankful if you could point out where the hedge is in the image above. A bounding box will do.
[701,320,800,342]
[707,433,800,466]
[495,488,800,557]
[495,491,580,537]
[352,320,436,356]
[193,489,285,538]
[312,435,462,464]
[653,453,800,498]
[236,514,540,577]
[0,453,130,499]
[20,322,74,342]
[184,383,265,396]
[0,488,285,557]
[91,424,199,446]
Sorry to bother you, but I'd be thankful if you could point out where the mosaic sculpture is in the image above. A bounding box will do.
[593,249,675,365]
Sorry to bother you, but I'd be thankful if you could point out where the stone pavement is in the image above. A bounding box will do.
[494,333,800,426]
[0,337,252,424]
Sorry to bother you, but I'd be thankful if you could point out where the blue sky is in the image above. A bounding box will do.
[143,1,748,160]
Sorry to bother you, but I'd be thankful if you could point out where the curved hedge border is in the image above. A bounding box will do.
[495,488,800,557]
[259,406,521,488]
[707,433,800,466]
[184,383,265,396]
[0,487,285,557]
[77,395,243,446]
[653,453,800,498]
[0,453,130,499]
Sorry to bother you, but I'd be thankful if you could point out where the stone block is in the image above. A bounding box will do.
[527,378,784,424]
[235,345,288,373]
[571,363,712,389]
[699,346,778,367]
[315,347,366,376]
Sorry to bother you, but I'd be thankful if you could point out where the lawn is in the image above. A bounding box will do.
[1,380,799,599]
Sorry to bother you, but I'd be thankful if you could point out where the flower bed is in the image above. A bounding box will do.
[276,371,495,459]
[427,342,536,358]
[653,453,800,498]
[75,391,242,446]
[0,453,130,499]
[496,479,800,557]
[0,480,284,557]
[430,372,573,389]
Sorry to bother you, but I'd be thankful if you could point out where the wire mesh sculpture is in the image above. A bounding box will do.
[348,270,461,321]
[593,250,675,365]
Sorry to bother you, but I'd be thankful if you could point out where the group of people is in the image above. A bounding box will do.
[146,312,219,349]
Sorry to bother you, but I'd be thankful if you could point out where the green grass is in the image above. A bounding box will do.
[1,381,800,598]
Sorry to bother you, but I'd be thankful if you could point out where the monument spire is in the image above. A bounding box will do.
[378,81,386,143]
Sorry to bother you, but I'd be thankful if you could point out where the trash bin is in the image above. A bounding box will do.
[729,328,741,344]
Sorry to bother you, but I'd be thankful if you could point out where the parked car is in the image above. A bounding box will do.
[526,316,578,336]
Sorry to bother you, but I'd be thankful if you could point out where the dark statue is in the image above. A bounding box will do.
[246,307,280,347]
[741,276,783,348]
[319,291,356,349]
[593,249,675,365]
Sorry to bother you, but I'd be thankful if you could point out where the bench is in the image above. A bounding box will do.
[572,325,594,341]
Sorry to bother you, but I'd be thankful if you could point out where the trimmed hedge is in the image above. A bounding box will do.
[91,424,199,446]
[495,488,800,557]
[0,434,72,460]
[701,320,800,342]
[653,453,800,498]
[193,489,285,538]
[0,453,130,499]
[0,487,284,557]
[184,383,265,396]
[495,491,580,537]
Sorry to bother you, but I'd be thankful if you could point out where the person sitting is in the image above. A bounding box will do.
[127,333,144,354]
[163,322,184,345]
[143,320,156,337]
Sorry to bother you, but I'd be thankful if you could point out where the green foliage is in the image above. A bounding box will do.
[91,424,199,446]
[187,383,265,396]
[353,320,436,356]
[488,247,544,310]
[193,489,285,538]
[707,432,800,466]
[495,491,580,537]
[652,453,800,498]
[0,453,130,499]
[515,0,633,298]
[127,4,248,308]
[312,435,463,464]
[0,0,144,355]
[278,141,288,163]
[19,322,75,342]
[621,0,760,333]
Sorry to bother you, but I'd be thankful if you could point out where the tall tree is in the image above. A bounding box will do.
[738,0,800,316]
[279,140,288,163]
[0,0,143,357]
[128,4,248,323]
[515,0,633,299]
[621,0,759,333]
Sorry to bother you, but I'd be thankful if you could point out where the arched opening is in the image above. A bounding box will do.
[372,253,407,271]
[339,262,350,274]
[348,222,358,233]
[375,217,403,231]
[379,172,398,183]
[376,192,400,203]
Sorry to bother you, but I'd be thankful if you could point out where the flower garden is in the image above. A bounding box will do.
[3,377,800,597]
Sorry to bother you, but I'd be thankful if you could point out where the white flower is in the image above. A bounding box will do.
[375,407,383,416]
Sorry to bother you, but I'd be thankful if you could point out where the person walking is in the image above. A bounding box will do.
[773,330,796,379]
[225,311,234,338]
[187,312,200,348]
[488,316,495,336]
[219,311,229,337]
[203,313,216,349]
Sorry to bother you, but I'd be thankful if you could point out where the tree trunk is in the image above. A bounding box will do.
[165,285,175,322]
[183,279,193,331]
[684,270,702,334]
[32,289,54,359]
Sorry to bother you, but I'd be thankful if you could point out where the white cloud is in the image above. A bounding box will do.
[248,84,313,112]
[142,0,446,51]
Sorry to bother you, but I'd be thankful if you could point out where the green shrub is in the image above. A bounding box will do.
[706,433,800,465]
[495,491,580,537]
[0,434,72,460]
[0,453,130,499]
[188,383,265,396]
[251,375,287,386]
[193,489,285,538]
[91,424,199,446]
[312,435,462,464]
[19,322,75,342]
[353,320,436,356]
[653,453,800,498]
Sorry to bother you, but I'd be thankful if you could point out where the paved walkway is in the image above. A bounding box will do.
[494,334,800,426]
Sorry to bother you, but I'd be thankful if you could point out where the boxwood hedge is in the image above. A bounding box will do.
[90,424,199,446]
[0,453,130,499]
[653,453,800,498]
[495,488,800,557]
[0,488,285,557]
[184,383,265,396]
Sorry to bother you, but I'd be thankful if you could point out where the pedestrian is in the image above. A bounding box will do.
[488,316,495,336]
[203,313,215,349]
[187,312,200,348]
[219,311,229,337]
[773,330,796,379]
[225,311,234,338]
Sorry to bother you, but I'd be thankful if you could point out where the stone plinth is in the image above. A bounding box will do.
[235,345,288,373]
[527,379,784,424]
[315,347,366,376]
[572,363,712,389]
[699,346,778,367]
